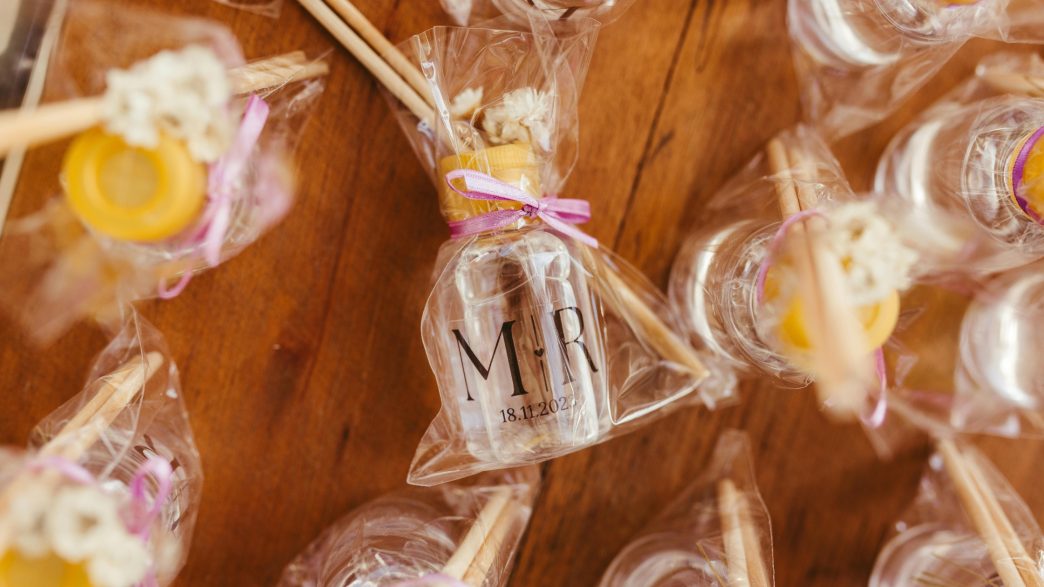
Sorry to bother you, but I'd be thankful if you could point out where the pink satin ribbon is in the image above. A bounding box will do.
[443,169,597,248]
[28,455,175,587]
[157,94,271,299]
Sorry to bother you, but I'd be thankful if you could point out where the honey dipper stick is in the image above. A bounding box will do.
[980,68,1044,98]
[938,440,1029,587]
[441,486,514,580]
[736,488,771,587]
[718,479,750,586]
[461,499,523,585]
[0,51,330,158]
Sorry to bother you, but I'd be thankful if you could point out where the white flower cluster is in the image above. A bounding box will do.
[103,45,234,162]
[449,87,483,121]
[9,477,150,587]
[822,201,918,306]
[480,87,553,152]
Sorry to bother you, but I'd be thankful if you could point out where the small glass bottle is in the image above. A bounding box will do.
[423,143,605,464]
[788,0,1000,70]
[870,524,994,587]
[953,271,1044,432]
[669,218,900,387]
[876,97,1044,273]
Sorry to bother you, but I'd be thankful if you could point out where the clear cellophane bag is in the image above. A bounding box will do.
[210,0,283,19]
[0,311,201,586]
[870,442,1044,586]
[599,430,775,587]
[279,467,540,587]
[787,0,1044,141]
[440,0,638,25]
[0,0,326,345]
[385,21,735,486]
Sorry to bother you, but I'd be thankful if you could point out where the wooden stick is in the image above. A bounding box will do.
[580,247,709,380]
[0,52,330,159]
[228,51,330,94]
[321,0,434,108]
[718,479,750,586]
[296,0,434,124]
[461,499,522,585]
[736,488,771,587]
[765,137,871,420]
[938,440,1030,587]
[441,486,513,580]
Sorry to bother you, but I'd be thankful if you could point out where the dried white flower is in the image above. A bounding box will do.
[480,87,553,151]
[86,530,152,587]
[103,45,234,162]
[46,484,123,562]
[449,87,483,121]
[9,480,56,558]
[821,201,918,306]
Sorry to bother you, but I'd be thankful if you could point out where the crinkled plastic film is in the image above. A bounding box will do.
[788,0,1044,140]
[870,443,1044,586]
[0,311,201,586]
[0,0,327,345]
[384,22,736,486]
[440,0,637,26]
[210,0,283,19]
[279,467,539,587]
[599,431,775,587]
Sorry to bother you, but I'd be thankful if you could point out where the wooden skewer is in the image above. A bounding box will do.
[461,499,522,585]
[0,51,330,159]
[441,486,513,580]
[736,486,771,587]
[765,137,872,420]
[718,479,751,586]
[321,0,434,108]
[580,247,709,380]
[296,0,434,124]
[938,440,1037,587]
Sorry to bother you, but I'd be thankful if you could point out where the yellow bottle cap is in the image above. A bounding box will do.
[763,266,900,359]
[0,551,93,587]
[63,128,206,242]
[436,143,541,223]
[1009,127,1044,222]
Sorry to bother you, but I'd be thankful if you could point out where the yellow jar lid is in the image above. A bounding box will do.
[436,143,541,223]
[0,551,92,587]
[1010,127,1044,222]
[63,127,206,242]
[763,266,900,359]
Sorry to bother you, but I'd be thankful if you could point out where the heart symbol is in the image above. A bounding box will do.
[534,348,545,357]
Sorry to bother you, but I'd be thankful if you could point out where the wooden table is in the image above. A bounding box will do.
[2,1,1042,585]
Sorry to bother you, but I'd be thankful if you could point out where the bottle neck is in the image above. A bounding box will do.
[436,144,543,236]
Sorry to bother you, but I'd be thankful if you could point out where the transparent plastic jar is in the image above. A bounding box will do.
[669,220,810,387]
[788,0,1003,70]
[875,97,1044,273]
[956,272,1044,415]
[870,524,995,587]
[598,533,726,587]
[425,224,607,464]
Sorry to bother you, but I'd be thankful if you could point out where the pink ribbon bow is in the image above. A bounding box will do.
[444,169,597,248]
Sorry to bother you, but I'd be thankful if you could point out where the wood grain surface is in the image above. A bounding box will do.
[1,1,1042,585]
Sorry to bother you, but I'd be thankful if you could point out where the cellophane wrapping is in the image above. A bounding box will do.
[210,0,283,18]
[875,52,1044,276]
[0,311,201,586]
[787,0,1044,141]
[870,443,1044,586]
[599,430,774,587]
[440,0,636,26]
[384,21,735,486]
[278,467,539,587]
[0,0,326,345]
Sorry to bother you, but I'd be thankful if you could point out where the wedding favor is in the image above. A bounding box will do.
[670,126,917,422]
[374,21,733,485]
[788,0,1044,139]
[0,0,327,344]
[877,52,1044,275]
[0,313,201,587]
[871,440,1043,587]
[279,467,538,587]
[599,431,774,587]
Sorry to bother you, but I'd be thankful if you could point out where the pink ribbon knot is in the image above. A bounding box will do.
[443,169,597,247]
